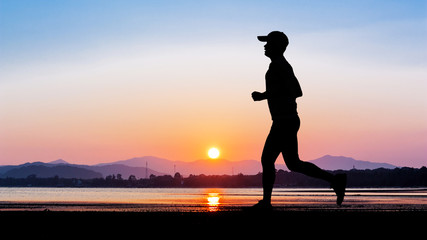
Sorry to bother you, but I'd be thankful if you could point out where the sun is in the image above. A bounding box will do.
[208,147,220,159]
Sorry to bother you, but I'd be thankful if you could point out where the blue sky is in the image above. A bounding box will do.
[1,0,426,166]
[1,0,425,66]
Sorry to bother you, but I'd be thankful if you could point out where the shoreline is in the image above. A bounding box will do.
[1,200,426,212]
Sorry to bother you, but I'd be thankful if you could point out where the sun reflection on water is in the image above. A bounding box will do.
[207,192,221,212]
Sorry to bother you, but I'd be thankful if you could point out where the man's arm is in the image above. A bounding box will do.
[252,91,268,101]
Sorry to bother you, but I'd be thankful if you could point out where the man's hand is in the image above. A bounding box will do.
[252,91,266,101]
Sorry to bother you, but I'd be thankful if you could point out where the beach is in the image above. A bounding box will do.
[1,188,425,236]
[0,202,425,238]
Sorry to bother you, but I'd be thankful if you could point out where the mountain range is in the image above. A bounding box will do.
[309,155,397,170]
[0,161,166,179]
[0,155,398,179]
[96,155,398,176]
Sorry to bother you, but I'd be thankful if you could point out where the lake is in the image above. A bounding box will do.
[0,187,426,212]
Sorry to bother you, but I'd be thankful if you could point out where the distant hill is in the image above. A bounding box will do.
[0,161,166,179]
[97,156,175,172]
[1,164,102,179]
[48,159,69,164]
[175,159,261,176]
[310,155,397,170]
[87,164,166,179]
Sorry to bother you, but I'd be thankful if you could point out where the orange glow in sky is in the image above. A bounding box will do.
[0,1,426,168]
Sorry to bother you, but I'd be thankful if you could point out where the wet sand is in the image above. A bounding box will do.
[1,202,425,237]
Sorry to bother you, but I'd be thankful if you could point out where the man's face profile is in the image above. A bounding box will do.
[264,41,284,58]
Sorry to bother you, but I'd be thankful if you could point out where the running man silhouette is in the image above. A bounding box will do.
[252,31,347,209]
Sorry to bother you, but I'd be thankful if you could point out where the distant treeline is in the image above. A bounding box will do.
[0,167,426,188]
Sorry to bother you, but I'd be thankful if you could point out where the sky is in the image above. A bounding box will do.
[1,0,426,167]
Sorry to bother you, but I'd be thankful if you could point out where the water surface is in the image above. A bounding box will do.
[1,187,426,212]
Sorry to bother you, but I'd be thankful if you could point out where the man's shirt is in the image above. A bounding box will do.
[265,57,303,120]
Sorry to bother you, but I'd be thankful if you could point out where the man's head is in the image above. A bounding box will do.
[257,31,289,58]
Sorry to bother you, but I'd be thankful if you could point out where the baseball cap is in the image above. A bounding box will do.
[257,31,289,48]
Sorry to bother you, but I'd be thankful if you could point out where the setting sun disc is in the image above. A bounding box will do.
[208,147,220,159]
